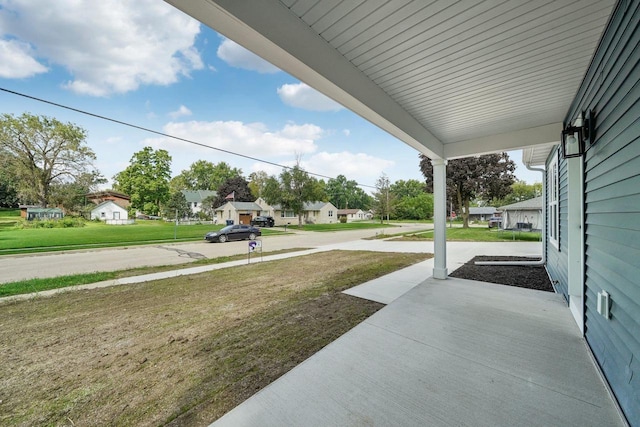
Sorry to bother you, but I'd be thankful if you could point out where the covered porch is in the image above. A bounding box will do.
[213,276,623,426]
[163,1,631,424]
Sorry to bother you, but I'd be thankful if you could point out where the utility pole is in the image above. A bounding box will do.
[174,208,178,239]
[386,186,389,222]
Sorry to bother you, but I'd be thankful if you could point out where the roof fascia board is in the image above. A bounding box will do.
[165,0,444,158]
[443,123,562,159]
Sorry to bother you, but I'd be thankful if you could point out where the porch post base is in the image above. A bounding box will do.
[432,267,448,280]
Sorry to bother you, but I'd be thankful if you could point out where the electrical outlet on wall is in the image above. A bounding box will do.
[596,290,610,319]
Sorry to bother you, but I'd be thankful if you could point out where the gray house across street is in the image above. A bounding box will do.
[181,190,217,217]
[467,206,497,222]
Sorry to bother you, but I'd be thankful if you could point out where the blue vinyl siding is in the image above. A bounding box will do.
[562,1,640,424]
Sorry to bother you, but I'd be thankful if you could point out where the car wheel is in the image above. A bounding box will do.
[249,232,256,240]
[218,235,227,243]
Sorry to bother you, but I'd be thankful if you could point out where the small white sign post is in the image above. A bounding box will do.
[248,240,262,263]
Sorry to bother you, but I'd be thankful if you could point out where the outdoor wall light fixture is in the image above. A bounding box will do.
[561,110,594,158]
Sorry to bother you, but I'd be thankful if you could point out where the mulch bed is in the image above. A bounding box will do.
[449,256,553,292]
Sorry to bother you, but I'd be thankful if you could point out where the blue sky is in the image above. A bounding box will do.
[0,0,540,192]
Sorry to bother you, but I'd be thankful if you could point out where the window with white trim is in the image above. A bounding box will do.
[548,152,559,249]
[281,210,295,218]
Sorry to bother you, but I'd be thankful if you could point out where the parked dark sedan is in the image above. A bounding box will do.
[204,224,261,243]
[250,215,275,227]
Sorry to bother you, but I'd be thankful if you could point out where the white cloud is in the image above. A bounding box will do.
[300,152,394,184]
[0,0,203,96]
[144,120,320,158]
[216,38,280,74]
[168,105,192,119]
[343,129,351,136]
[277,82,343,112]
[248,150,394,186]
[0,39,47,78]
[250,162,283,177]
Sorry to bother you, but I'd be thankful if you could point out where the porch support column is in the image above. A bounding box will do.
[432,158,448,279]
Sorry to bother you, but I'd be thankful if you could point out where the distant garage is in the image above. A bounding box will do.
[498,197,543,231]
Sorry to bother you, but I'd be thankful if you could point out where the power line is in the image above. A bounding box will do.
[0,86,376,189]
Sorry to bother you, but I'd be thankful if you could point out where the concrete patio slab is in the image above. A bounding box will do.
[212,277,624,427]
[342,259,434,304]
[342,241,541,304]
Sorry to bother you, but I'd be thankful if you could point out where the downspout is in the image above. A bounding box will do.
[474,163,546,266]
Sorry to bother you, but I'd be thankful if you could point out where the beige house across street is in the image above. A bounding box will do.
[337,209,366,222]
[272,201,338,225]
[215,200,270,225]
[215,199,339,226]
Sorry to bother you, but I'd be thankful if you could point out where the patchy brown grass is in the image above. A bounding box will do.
[0,250,428,426]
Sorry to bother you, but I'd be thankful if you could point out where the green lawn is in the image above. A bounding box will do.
[0,220,281,255]
[392,227,542,242]
[0,208,19,217]
[0,208,20,230]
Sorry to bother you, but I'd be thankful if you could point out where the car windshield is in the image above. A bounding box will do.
[219,225,234,232]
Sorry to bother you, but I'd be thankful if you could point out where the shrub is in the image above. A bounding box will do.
[339,216,347,223]
[15,217,86,229]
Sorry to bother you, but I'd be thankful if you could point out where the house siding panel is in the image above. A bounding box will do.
[563,1,640,423]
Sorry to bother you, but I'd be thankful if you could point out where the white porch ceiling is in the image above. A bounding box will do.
[166,0,615,159]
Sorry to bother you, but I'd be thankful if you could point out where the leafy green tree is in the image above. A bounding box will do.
[325,175,372,210]
[164,190,190,219]
[262,166,323,226]
[0,177,18,207]
[325,174,352,209]
[213,176,253,207]
[113,147,172,216]
[0,113,96,207]
[372,173,395,223]
[50,171,107,214]
[419,152,516,227]
[394,193,434,220]
[200,194,218,220]
[390,179,426,199]
[280,166,323,226]
[0,151,19,207]
[248,171,270,198]
[170,160,242,192]
[498,180,542,205]
[262,175,282,205]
